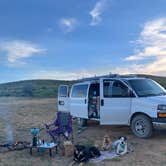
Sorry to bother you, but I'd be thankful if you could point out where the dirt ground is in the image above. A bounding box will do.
[0,97,165,166]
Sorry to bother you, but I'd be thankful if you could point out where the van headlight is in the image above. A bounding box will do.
[157,104,166,111]
[157,105,166,118]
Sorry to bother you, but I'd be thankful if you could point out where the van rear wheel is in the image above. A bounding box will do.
[131,114,153,138]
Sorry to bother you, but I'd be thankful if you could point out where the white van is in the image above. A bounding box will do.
[58,75,166,138]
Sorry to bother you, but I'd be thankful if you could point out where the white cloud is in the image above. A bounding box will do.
[0,40,46,65]
[125,18,166,61]
[30,66,135,81]
[59,18,77,33]
[90,0,111,26]
[31,69,98,80]
[124,18,166,75]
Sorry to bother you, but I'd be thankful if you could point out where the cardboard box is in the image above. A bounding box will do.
[64,141,74,157]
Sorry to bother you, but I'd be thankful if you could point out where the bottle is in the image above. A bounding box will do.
[33,135,37,146]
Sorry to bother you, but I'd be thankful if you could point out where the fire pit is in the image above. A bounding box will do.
[0,141,30,153]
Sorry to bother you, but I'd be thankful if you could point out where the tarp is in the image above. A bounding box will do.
[90,150,119,163]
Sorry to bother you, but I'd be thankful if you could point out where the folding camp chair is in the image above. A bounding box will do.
[45,112,73,145]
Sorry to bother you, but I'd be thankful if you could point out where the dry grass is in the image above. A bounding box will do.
[0,97,166,166]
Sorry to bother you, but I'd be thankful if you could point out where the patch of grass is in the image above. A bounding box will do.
[84,139,95,147]
[130,141,139,146]
[160,161,166,166]
[86,163,96,166]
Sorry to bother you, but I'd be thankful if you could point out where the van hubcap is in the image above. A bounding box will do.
[135,120,146,135]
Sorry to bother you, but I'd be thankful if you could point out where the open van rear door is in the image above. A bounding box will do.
[70,83,89,118]
[58,85,69,112]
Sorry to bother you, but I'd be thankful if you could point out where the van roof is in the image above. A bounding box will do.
[121,77,146,80]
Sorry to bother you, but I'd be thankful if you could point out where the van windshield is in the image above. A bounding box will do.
[127,79,166,97]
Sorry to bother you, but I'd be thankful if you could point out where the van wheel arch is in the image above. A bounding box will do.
[130,112,152,124]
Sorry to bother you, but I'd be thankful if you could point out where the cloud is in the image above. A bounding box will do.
[90,0,111,26]
[125,18,166,61]
[0,40,46,65]
[31,69,97,80]
[124,18,166,75]
[30,66,136,81]
[59,18,77,33]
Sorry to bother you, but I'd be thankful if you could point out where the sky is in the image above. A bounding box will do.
[1,0,166,83]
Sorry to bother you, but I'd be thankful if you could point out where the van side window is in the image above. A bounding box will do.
[112,81,129,97]
[103,80,130,98]
[71,84,88,98]
[103,81,113,97]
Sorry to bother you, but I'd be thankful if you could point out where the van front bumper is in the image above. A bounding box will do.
[152,118,166,126]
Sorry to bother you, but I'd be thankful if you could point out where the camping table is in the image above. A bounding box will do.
[29,143,58,157]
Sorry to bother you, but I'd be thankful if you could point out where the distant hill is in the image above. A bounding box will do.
[0,80,74,97]
[0,75,166,97]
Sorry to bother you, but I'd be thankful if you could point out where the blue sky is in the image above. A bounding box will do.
[1,0,166,83]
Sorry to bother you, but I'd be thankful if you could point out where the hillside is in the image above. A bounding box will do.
[0,80,74,97]
[0,75,166,97]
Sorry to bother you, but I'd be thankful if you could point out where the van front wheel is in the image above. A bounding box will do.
[131,114,153,138]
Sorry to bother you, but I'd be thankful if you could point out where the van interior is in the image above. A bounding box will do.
[88,83,100,119]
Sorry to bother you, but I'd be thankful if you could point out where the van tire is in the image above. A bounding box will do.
[77,118,87,127]
[131,114,153,138]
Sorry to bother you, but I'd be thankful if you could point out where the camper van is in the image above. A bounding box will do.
[58,75,166,138]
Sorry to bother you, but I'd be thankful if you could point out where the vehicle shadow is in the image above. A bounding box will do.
[154,128,166,136]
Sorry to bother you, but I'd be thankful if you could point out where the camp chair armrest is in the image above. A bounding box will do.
[44,123,57,129]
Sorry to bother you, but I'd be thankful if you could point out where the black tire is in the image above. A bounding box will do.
[77,118,87,127]
[131,114,153,138]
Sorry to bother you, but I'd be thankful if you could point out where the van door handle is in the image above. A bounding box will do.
[101,99,104,106]
[59,100,64,105]
[85,99,87,104]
